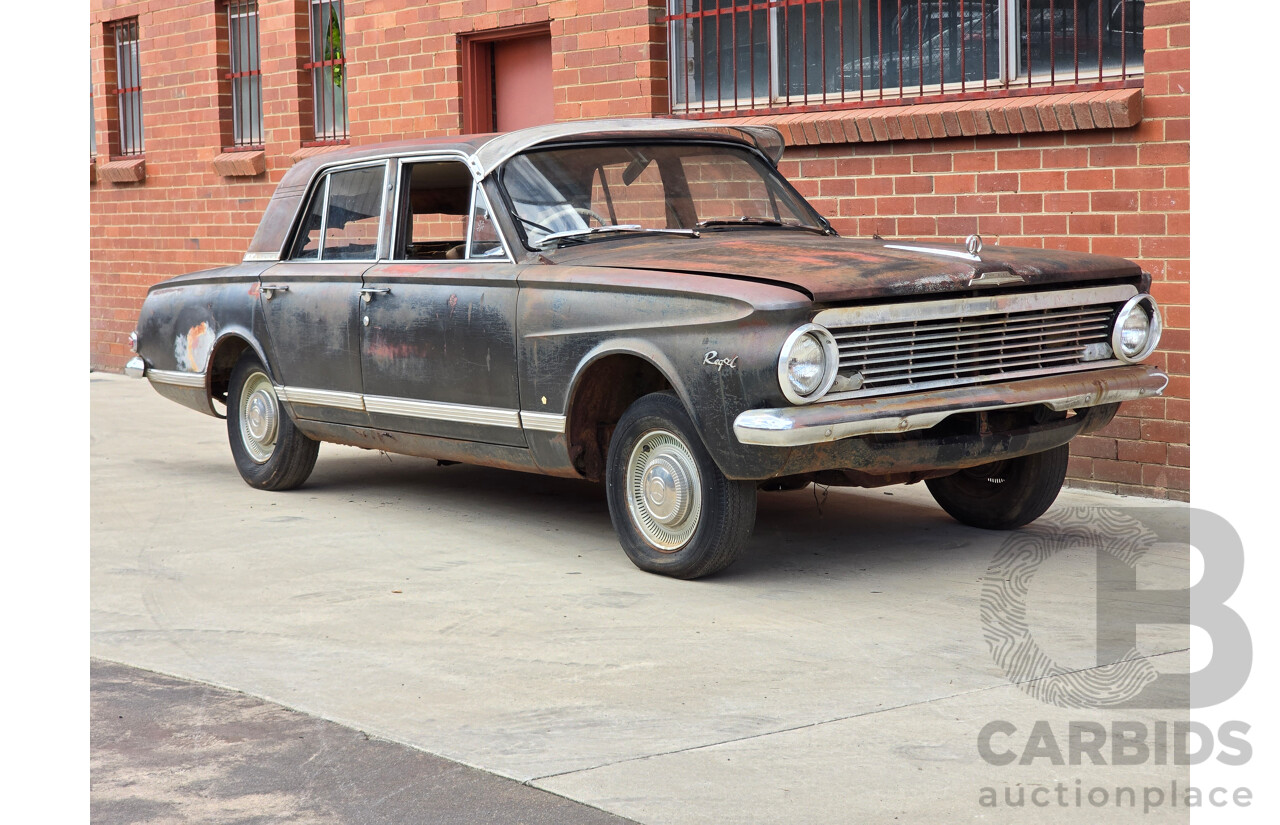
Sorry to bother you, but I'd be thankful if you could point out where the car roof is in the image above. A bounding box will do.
[246,118,785,261]
[278,118,783,186]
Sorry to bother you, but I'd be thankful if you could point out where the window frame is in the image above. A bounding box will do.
[664,0,1144,117]
[224,0,264,150]
[388,154,516,265]
[495,138,828,252]
[287,160,393,263]
[303,0,350,145]
[108,18,144,158]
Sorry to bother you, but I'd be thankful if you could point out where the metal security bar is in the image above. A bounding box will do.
[227,1,263,147]
[110,18,144,156]
[665,0,1144,115]
[305,0,349,143]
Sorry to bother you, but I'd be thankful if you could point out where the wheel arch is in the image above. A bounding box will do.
[206,330,274,418]
[562,343,692,482]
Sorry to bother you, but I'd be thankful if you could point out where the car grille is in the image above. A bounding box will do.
[822,291,1124,397]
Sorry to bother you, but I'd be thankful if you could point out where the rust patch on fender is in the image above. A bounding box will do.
[175,321,215,372]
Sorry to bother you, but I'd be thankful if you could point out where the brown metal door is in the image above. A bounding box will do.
[493,34,553,131]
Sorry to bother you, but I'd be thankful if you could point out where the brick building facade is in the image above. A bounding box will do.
[90,0,1189,499]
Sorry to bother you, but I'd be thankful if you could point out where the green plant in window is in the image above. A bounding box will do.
[325,9,343,87]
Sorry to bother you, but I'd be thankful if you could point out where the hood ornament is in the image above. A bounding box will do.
[965,234,984,257]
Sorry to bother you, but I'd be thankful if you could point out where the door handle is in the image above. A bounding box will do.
[261,284,290,300]
[359,287,392,303]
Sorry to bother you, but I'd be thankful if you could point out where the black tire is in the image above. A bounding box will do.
[605,392,756,579]
[924,443,1069,530]
[226,353,319,491]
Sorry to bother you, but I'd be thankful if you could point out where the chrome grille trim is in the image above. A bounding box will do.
[819,286,1137,401]
[840,324,1112,365]
[813,284,1136,327]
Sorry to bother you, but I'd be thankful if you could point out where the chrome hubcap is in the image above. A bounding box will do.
[239,371,279,464]
[627,429,702,552]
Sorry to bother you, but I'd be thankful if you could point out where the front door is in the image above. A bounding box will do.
[258,161,391,427]
[358,158,526,447]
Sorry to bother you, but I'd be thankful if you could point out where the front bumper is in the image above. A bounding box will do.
[733,364,1168,447]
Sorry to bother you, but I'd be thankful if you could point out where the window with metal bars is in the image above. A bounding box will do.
[109,18,144,156]
[665,0,1144,115]
[226,1,263,148]
[305,0,349,143]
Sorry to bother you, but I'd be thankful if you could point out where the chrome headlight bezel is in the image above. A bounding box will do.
[1111,294,1162,363]
[778,323,839,405]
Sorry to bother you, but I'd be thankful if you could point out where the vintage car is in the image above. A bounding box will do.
[127,118,1166,578]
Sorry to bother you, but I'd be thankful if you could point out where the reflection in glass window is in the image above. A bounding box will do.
[468,190,505,259]
[291,182,325,260]
[396,161,474,261]
[667,0,1142,114]
[307,0,348,142]
[110,18,144,156]
[323,166,385,260]
[227,1,263,147]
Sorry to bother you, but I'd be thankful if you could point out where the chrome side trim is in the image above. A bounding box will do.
[813,285,1137,328]
[520,411,567,434]
[364,395,522,428]
[124,357,147,379]
[147,369,206,389]
[733,365,1168,447]
[275,386,366,411]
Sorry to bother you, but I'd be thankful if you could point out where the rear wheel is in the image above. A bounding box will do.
[226,353,319,491]
[925,444,1069,530]
[606,392,756,579]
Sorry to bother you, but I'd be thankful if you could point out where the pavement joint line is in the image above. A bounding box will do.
[524,646,1191,784]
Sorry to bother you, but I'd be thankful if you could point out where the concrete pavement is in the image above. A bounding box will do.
[91,372,1191,823]
[92,659,633,824]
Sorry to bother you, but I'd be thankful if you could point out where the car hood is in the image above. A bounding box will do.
[543,232,1142,303]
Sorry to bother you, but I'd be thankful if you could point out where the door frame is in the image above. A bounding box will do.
[460,22,554,134]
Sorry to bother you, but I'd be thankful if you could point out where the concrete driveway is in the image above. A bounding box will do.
[92,372,1190,823]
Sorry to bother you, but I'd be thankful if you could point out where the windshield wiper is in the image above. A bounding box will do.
[537,225,700,248]
[695,216,831,235]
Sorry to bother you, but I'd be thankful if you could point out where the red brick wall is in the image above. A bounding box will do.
[90,0,1189,499]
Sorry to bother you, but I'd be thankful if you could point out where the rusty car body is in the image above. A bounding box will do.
[127,118,1167,578]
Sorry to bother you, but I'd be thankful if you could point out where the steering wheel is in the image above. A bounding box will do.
[573,206,609,227]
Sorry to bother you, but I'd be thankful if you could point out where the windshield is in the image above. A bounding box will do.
[499,142,826,248]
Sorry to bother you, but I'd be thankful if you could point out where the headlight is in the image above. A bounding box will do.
[778,324,838,405]
[1111,294,1162,363]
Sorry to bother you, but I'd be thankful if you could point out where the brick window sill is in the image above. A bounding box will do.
[212,150,266,177]
[711,89,1143,148]
[289,144,346,165]
[98,157,146,184]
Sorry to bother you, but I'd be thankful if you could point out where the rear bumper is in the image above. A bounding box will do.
[733,365,1168,447]
[124,356,147,378]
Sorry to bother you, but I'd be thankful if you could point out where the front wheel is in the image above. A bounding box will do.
[226,353,319,491]
[606,393,756,579]
[924,443,1069,530]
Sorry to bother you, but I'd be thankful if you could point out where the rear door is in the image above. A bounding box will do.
[358,156,526,447]
[258,161,391,427]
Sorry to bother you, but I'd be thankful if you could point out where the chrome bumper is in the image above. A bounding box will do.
[124,356,147,378]
[733,365,1168,447]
